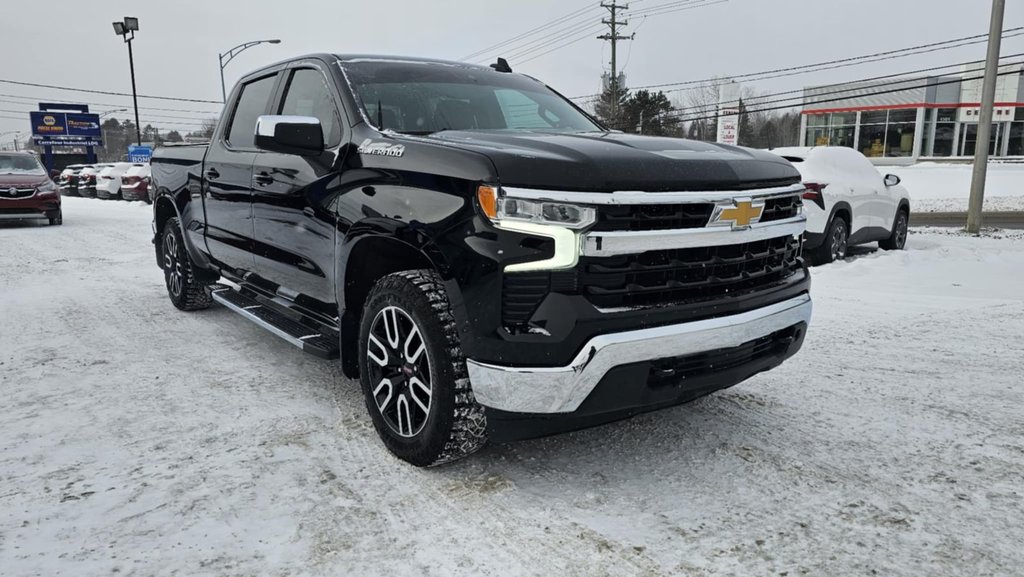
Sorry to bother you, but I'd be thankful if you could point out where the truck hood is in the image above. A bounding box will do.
[419,131,800,192]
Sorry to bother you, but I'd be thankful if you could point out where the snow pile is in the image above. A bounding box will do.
[883,162,1024,212]
[2,198,1023,576]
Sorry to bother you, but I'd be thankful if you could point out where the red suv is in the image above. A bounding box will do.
[0,152,62,226]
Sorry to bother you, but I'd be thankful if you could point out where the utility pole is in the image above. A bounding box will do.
[598,1,633,128]
[966,0,1006,234]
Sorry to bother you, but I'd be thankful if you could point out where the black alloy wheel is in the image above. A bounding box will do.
[881,210,909,251]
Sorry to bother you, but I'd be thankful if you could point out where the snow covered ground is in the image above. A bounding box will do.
[884,162,1024,213]
[2,197,1023,576]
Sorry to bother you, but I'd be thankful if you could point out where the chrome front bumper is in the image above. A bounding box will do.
[466,294,812,414]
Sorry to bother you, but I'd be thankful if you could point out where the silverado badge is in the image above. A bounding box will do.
[709,199,765,230]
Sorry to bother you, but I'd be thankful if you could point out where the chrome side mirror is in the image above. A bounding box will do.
[255,115,324,156]
[884,174,901,187]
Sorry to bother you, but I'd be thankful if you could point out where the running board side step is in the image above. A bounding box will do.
[210,285,339,359]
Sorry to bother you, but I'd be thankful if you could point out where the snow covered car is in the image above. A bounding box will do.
[96,162,134,200]
[119,163,151,202]
[0,152,62,225]
[57,164,89,196]
[77,164,113,198]
[770,147,911,263]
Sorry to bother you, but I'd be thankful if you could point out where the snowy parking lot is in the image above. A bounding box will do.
[2,197,1023,576]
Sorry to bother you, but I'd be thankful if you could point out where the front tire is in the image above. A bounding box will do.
[813,216,849,264]
[358,270,487,467]
[161,217,212,311]
[47,209,62,226]
[880,209,909,251]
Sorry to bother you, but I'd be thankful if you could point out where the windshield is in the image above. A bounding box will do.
[340,60,602,135]
[0,154,45,175]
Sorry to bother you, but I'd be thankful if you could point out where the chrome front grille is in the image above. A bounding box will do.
[499,183,807,325]
[0,187,36,199]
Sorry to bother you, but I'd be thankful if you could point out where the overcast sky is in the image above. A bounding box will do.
[1,0,1021,140]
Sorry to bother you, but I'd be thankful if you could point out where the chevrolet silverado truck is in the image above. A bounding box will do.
[150,54,812,467]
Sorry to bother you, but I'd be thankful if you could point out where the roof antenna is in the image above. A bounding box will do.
[490,58,513,73]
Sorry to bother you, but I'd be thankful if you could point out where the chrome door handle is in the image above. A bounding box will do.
[205,168,220,180]
[253,172,273,187]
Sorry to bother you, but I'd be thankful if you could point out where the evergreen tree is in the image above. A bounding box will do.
[594,78,629,130]
[621,90,679,136]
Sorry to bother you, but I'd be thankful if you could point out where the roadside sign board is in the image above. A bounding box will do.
[127,145,153,163]
[30,111,103,144]
[34,139,102,147]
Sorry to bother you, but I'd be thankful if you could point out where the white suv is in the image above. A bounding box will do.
[770,147,911,263]
[95,162,135,200]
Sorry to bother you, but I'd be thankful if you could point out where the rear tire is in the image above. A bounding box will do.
[358,270,487,467]
[880,209,909,251]
[812,216,849,264]
[161,217,212,311]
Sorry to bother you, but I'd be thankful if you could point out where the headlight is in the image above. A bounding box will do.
[37,182,57,194]
[477,185,596,230]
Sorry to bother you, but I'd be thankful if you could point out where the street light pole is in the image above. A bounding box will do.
[966,0,1006,234]
[219,39,281,102]
[112,17,142,146]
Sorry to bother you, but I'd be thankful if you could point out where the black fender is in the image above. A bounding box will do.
[335,219,456,377]
[151,156,215,273]
[805,201,853,250]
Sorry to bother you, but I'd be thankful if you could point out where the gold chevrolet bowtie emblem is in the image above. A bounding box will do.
[711,199,765,230]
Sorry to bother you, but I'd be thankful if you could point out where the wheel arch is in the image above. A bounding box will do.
[828,201,853,228]
[153,194,180,270]
[337,232,448,378]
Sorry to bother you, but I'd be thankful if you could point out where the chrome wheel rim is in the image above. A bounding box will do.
[366,306,432,438]
[831,221,848,260]
[163,232,183,297]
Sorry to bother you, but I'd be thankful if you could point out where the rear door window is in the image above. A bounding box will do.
[226,75,277,149]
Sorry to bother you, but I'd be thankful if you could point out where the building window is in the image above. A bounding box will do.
[1007,122,1024,156]
[854,109,918,157]
[804,112,856,147]
[930,108,958,157]
[858,111,888,157]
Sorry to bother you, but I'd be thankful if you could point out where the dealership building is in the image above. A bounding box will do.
[800,63,1024,163]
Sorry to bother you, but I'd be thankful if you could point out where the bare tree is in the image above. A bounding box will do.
[681,79,724,142]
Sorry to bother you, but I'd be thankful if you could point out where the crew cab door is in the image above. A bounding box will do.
[202,72,279,275]
[251,64,347,306]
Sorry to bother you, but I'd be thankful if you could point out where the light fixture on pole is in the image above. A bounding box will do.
[219,39,281,102]
[112,16,142,146]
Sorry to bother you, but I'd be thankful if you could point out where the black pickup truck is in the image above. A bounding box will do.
[151,54,812,466]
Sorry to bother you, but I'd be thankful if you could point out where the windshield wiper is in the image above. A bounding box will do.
[396,129,448,136]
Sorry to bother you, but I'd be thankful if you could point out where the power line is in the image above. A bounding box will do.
[0,92,219,115]
[501,19,606,63]
[0,78,222,104]
[669,53,1024,115]
[518,25,608,65]
[629,0,727,18]
[0,99,218,123]
[672,68,1022,123]
[460,1,600,62]
[570,27,1024,98]
[512,0,724,67]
